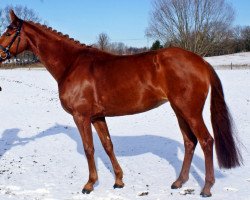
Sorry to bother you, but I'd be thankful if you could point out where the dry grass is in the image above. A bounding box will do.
[0,62,45,69]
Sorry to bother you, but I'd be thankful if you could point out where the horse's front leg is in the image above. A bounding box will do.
[92,117,124,188]
[73,113,98,194]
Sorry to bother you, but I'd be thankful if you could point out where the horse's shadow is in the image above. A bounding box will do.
[0,128,30,154]
[0,124,224,187]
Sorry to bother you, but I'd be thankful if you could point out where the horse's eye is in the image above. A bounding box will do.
[7,25,14,30]
[5,33,11,37]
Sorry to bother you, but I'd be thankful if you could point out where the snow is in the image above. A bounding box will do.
[0,55,250,200]
[205,52,250,68]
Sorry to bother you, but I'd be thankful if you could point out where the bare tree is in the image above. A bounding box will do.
[109,42,127,55]
[146,0,235,56]
[97,33,110,51]
[0,5,41,34]
[0,9,4,33]
[241,26,250,51]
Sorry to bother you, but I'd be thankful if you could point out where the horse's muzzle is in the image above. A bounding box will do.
[0,46,11,62]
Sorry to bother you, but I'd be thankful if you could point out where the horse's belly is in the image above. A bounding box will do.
[102,89,168,116]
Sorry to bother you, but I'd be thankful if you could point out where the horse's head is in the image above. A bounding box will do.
[0,10,28,63]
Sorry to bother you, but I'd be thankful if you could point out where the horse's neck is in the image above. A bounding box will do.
[24,23,80,82]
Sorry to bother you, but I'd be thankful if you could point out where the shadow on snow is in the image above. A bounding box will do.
[0,124,224,187]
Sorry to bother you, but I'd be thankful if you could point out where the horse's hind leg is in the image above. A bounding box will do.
[92,117,124,188]
[168,80,215,197]
[171,101,215,197]
[186,116,215,197]
[171,110,198,189]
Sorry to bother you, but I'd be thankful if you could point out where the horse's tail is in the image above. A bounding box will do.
[209,66,242,168]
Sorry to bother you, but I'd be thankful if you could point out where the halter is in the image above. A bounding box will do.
[0,20,23,62]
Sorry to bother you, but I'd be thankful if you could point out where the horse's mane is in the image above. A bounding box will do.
[29,21,92,49]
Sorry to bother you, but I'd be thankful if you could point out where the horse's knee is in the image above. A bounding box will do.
[84,146,95,158]
[103,142,114,154]
[184,140,197,154]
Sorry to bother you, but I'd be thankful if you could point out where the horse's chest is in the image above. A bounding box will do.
[58,83,102,115]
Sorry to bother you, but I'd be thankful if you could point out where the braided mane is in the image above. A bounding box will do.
[29,21,91,48]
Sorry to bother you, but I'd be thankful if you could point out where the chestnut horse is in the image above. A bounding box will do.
[0,10,242,197]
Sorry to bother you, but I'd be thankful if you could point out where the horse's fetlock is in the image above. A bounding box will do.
[205,177,215,186]
[90,175,98,183]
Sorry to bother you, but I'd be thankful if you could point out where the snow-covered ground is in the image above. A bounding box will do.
[205,52,250,68]
[0,57,250,199]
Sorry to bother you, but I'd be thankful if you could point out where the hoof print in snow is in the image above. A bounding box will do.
[179,188,195,195]
[138,192,149,196]
[223,187,239,192]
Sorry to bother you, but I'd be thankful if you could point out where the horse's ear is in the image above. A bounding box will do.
[10,9,19,22]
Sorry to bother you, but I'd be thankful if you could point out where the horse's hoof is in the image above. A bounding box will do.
[82,188,92,194]
[113,184,124,189]
[171,184,181,189]
[200,192,212,198]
